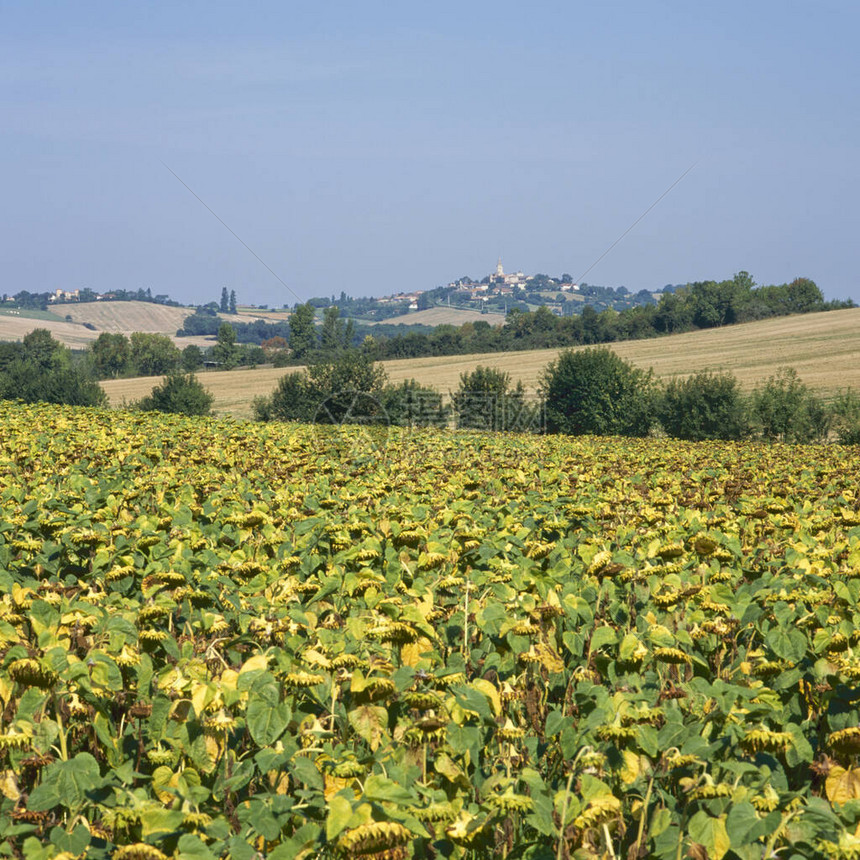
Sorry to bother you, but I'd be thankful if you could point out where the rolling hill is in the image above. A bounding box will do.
[0,301,280,349]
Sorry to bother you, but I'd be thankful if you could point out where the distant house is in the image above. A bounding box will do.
[49,288,80,302]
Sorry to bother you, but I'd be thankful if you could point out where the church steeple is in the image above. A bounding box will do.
[496,257,504,277]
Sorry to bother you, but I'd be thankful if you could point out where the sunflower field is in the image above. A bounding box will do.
[2,401,860,860]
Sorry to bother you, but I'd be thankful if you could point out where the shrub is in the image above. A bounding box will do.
[136,373,213,416]
[452,366,538,432]
[0,359,108,408]
[255,350,388,425]
[382,380,450,428]
[751,367,829,443]
[255,371,319,423]
[658,371,749,441]
[830,390,860,445]
[541,347,655,436]
[181,344,204,372]
[0,331,107,408]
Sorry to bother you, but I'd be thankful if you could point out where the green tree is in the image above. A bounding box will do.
[830,390,860,445]
[320,305,353,355]
[452,366,536,432]
[255,350,388,425]
[784,277,824,313]
[90,333,131,379]
[751,367,829,442]
[220,287,229,313]
[21,328,65,370]
[129,333,181,376]
[0,331,106,407]
[136,372,213,416]
[229,289,237,314]
[288,303,318,361]
[181,344,204,372]
[253,371,317,422]
[658,371,749,441]
[211,323,239,369]
[382,379,450,428]
[541,347,655,436]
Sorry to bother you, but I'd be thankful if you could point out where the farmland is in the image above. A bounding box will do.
[0,303,275,351]
[2,401,860,858]
[100,307,860,418]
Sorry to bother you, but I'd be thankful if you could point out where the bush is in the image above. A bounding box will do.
[181,344,204,372]
[0,359,108,408]
[452,366,538,432]
[136,373,213,416]
[382,380,450,428]
[255,350,389,425]
[751,367,829,443]
[541,347,655,436]
[658,371,749,441]
[0,330,107,408]
[830,390,860,445]
[254,371,319,423]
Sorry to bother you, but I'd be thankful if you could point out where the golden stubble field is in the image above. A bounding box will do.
[99,308,860,418]
[0,301,282,350]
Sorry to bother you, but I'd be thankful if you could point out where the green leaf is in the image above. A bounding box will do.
[726,802,761,846]
[26,780,60,813]
[55,753,100,809]
[544,709,568,737]
[49,824,91,855]
[326,793,353,841]
[635,725,658,758]
[175,834,217,860]
[451,685,491,720]
[139,807,185,839]
[764,627,806,663]
[590,625,618,651]
[290,755,324,791]
[364,773,414,805]
[246,697,289,746]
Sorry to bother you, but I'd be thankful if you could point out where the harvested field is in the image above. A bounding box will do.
[101,307,860,418]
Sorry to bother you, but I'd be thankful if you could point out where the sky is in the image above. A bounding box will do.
[2,0,858,306]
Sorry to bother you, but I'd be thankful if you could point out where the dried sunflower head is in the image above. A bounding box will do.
[8,658,58,690]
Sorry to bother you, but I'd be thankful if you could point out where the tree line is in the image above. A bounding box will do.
[250,343,860,445]
[5,287,179,311]
[0,329,213,417]
[177,272,851,362]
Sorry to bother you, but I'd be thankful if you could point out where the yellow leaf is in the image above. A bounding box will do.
[204,734,221,763]
[239,654,269,675]
[533,643,565,674]
[620,751,650,786]
[0,771,19,801]
[826,766,860,803]
[220,669,239,690]
[470,679,502,716]
[190,682,212,716]
[152,765,178,804]
[400,637,434,667]
[324,773,351,801]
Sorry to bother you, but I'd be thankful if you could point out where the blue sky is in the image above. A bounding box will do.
[2,1,858,306]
